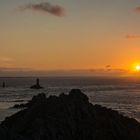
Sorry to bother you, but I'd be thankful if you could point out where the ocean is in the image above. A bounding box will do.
[0,76,140,123]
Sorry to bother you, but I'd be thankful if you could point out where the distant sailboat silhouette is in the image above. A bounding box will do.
[30,78,43,89]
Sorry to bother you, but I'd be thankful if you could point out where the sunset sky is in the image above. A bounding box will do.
[1,0,140,72]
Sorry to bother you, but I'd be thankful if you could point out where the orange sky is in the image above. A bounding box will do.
[1,0,140,73]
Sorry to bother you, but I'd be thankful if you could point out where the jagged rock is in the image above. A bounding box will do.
[13,93,46,109]
[1,89,140,140]
[30,85,43,89]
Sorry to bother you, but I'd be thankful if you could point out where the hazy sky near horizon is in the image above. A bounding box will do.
[1,0,140,70]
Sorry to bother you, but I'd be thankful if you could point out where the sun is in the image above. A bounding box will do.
[135,65,140,71]
[131,63,140,72]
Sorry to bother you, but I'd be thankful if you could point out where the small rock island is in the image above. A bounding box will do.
[30,78,43,89]
[2,82,6,88]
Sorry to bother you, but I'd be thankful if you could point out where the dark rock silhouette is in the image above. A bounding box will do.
[30,78,43,89]
[1,89,140,140]
[2,82,5,88]
[13,93,46,109]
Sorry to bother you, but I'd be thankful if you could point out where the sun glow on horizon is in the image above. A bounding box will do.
[131,63,140,72]
[136,65,140,71]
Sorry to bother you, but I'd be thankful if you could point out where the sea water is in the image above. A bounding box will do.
[0,76,140,122]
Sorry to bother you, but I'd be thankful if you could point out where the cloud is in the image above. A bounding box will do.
[18,2,65,17]
[0,57,14,63]
[134,7,140,13]
[125,34,140,39]
[0,57,14,68]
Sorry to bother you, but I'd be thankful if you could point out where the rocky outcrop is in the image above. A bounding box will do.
[1,89,140,140]
[13,93,46,108]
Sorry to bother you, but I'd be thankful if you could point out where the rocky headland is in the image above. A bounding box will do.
[0,89,140,140]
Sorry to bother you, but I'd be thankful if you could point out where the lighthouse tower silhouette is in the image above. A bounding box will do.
[30,78,43,89]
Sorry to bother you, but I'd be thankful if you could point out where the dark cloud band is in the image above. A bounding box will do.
[126,34,140,39]
[134,7,140,13]
[18,2,65,17]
